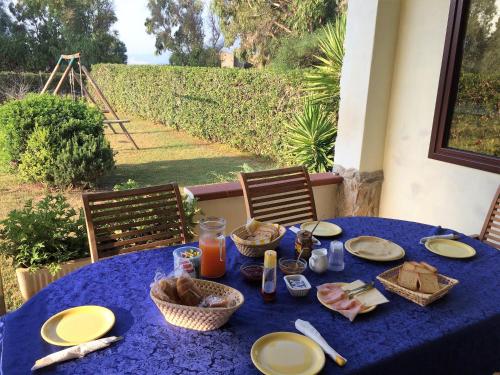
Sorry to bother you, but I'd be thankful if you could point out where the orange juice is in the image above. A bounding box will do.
[200,237,226,278]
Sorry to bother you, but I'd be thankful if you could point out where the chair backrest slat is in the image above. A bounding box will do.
[239,166,318,226]
[0,269,5,316]
[479,185,500,250]
[82,183,188,262]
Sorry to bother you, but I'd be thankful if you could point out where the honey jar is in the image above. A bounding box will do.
[295,230,313,259]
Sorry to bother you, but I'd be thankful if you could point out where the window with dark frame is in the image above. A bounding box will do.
[429,0,499,174]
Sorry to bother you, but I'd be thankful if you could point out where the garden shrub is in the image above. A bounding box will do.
[0,94,114,187]
[0,194,88,274]
[91,64,312,164]
[456,73,499,115]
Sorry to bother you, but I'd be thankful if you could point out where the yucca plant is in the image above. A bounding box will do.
[304,13,347,106]
[287,100,337,173]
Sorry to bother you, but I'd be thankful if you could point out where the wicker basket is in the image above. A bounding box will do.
[150,279,244,331]
[376,265,459,307]
[231,225,286,257]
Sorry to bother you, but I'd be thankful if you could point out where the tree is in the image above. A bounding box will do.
[4,0,126,71]
[0,0,31,70]
[462,0,497,73]
[212,0,339,67]
[207,11,222,49]
[145,0,204,57]
[480,19,499,74]
[146,0,222,67]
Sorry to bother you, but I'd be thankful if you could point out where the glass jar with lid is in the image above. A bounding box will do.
[199,217,226,278]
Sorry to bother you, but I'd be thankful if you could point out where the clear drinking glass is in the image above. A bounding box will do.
[328,240,345,271]
[199,217,226,278]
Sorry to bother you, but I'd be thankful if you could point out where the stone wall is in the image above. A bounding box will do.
[333,165,384,217]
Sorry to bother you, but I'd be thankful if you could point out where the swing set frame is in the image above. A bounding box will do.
[41,53,139,150]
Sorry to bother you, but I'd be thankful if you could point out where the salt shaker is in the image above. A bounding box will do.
[328,241,345,271]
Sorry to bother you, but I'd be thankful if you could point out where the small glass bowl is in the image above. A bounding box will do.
[279,257,307,275]
[240,262,264,282]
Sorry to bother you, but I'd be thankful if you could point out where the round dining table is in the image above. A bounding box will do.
[2,217,499,374]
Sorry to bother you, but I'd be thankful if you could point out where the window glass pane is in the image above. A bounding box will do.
[447,0,499,157]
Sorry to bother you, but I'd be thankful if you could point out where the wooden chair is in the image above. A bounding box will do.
[0,268,6,315]
[239,166,318,226]
[478,185,500,250]
[82,184,188,262]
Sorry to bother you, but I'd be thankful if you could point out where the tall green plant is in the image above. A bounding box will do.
[0,195,88,274]
[287,100,336,172]
[304,13,346,107]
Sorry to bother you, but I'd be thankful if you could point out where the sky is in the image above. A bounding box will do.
[113,0,213,65]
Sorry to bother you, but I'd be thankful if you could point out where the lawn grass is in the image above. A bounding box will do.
[0,118,276,312]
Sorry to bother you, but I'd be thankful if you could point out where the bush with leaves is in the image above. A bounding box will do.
[0,195,88,274]
[287,100,336,173]
[0,94,114,187]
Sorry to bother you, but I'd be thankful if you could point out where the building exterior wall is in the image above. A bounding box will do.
[379,0,500,234]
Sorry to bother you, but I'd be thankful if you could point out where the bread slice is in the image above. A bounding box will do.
[414,265,434,274]
[419,261,437,273]
[418,273,440,294]
[402,262,417,272]
[397,269,419,291]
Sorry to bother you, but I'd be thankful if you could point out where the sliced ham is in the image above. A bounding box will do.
[336,299,363,322]
[317,284,338,293]
[317,283,365,322]
[322,289,345,305]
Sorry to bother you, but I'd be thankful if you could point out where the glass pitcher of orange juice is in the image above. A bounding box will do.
[199,217,226,278]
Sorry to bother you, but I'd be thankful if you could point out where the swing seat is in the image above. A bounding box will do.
[103,119,131,124]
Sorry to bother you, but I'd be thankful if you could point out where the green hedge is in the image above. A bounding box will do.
[92,64,310,163]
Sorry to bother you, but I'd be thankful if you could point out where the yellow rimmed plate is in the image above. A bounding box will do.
[251,332,325,375]
[317,282,376,314]
[425,239,476,259]
[41,305,115,346]
[300,221,342,237]
[345,236,405,261]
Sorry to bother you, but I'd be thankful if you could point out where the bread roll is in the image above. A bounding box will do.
[176,276,202,306]
[160,278,181,303]
[202,295,229,308]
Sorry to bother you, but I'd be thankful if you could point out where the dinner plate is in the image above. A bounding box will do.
[41,305,115,346]
[345,236,405,261]
[317,282,376,314]
[424,239,476,259]
[251,332,325,375]
[300,221,342,237]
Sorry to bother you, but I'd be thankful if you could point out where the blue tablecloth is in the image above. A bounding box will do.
[1,217,499,374]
